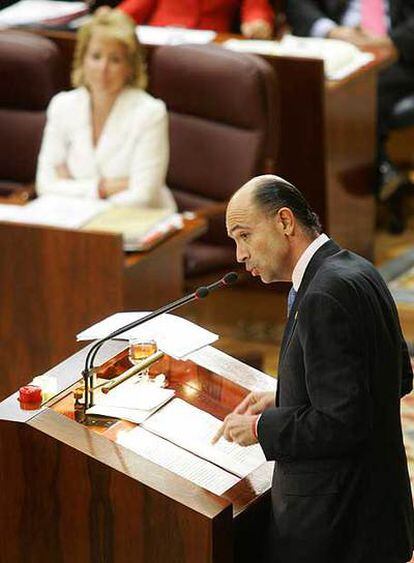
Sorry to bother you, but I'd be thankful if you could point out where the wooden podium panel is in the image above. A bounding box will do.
[0,341,275,563]
[0,219,205,400]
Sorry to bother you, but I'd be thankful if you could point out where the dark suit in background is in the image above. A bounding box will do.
[286,0,414,193]
[258,239,414,562]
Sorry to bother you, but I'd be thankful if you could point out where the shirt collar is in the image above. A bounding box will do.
[292,233,330,291]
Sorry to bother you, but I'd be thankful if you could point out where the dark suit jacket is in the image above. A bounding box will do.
[286,0,414,63]
[258,240,414,563]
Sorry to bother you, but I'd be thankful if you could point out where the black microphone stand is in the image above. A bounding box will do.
[81,271,238,410]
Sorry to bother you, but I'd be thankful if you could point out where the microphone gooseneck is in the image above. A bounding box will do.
[82,271,239,408]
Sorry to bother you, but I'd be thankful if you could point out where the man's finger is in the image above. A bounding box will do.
[211,423,225,445]
[233,393,254,415]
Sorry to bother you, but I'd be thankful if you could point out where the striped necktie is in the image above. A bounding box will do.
[361,0,386,36]
[287,287,297,317]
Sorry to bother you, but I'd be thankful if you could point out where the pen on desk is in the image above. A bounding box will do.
[101,350,164,394]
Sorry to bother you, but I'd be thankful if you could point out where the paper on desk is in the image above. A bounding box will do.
[0,0,88,27]
[224,35,374,80]
[76,312,218,359]
[137,25,216,45]
[97,382,174,411]
[142,398,266,478]
[87,402,165,424]
[117,426,239,495]
[0,195,109,229]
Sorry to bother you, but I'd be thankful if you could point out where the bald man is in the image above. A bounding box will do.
[213,175,414,563]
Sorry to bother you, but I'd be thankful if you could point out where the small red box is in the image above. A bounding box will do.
[19,385,42,404]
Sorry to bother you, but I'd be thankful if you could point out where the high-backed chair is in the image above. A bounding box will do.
[149,44,278,277]
[0,31,63,200]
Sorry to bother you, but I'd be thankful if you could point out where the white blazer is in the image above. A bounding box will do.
[36,86,176,211]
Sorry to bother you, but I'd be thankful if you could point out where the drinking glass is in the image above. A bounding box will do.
[128,336,158,381]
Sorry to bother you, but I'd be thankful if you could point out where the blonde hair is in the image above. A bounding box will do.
[71,9,147,89]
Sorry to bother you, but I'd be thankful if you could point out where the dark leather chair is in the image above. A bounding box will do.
[149,44,278,277]
[0,31,63,201]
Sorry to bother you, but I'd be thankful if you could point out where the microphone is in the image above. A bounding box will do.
[82,271,238,408]
[206,271,238,293]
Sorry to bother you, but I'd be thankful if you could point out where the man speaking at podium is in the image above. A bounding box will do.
[213,175,414,563]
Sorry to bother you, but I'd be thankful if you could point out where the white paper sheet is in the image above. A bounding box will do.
[96,382,174,411]
[76,312,218,359]
[0,195,109,229]
[224,35,374,80]
[136,25,216,45]
[0,0,87,26]
[142,398,266,478]
[87,403,162,424]
[117,426,239,495]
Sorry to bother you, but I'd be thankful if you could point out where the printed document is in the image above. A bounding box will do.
[77,312,218,359]
[117,426,239,495]
[0,0,87,27]
[142,398,266,478]
[136,25,216,46]
[86,382,175,424]
[0,195,109,229]
[224,35,374,80]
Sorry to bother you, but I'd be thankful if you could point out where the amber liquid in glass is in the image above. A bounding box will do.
[129,341,157,365]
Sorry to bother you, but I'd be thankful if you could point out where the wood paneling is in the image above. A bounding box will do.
[0,342,274,562]
[0,219,205,400]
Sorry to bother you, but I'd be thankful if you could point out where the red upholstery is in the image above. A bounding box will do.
[149,44,278,276]
[0,31,63,187]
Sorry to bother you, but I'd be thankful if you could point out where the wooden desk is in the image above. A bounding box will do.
[0,218,205,399]
[266,47,395,259]
[0,341,275,563]
[24,27,395,258]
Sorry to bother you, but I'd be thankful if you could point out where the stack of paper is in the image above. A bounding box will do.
[83,207,183,251]
[76,312,219,359]
[142,398,266,478]
[224,35,374,80]
[136,25,216,46]
[0,194,109,229]
[0,195,183,250]
[0,0,88,27]
[87,381,175,424]
[117,398,267,495]
[117,426,240,495]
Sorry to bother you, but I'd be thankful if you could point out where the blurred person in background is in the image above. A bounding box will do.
[36,9,176,210]
[286,0,414,207]
[115,0,275,39]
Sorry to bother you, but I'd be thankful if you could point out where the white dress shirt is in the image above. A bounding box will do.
[311,0,390,38]
[292,233,330,291]
[255,233,329,438]
[36,86,176,210]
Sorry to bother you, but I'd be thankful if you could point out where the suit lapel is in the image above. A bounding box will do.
[279,239,341,365]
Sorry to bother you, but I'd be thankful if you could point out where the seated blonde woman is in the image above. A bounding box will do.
[36,10,176,210]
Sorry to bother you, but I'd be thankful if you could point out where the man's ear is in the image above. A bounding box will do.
[277,207,295,235]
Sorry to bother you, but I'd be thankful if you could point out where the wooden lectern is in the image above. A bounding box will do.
[0,340,275,563]
[0,218,205,400]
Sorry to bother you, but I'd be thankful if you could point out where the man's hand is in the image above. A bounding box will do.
[211,391,275,445]
[212,413,259,446]
[328,26,370,47]
[234,390,275,415]
[327,26,394,50]
[241,19,273,40]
